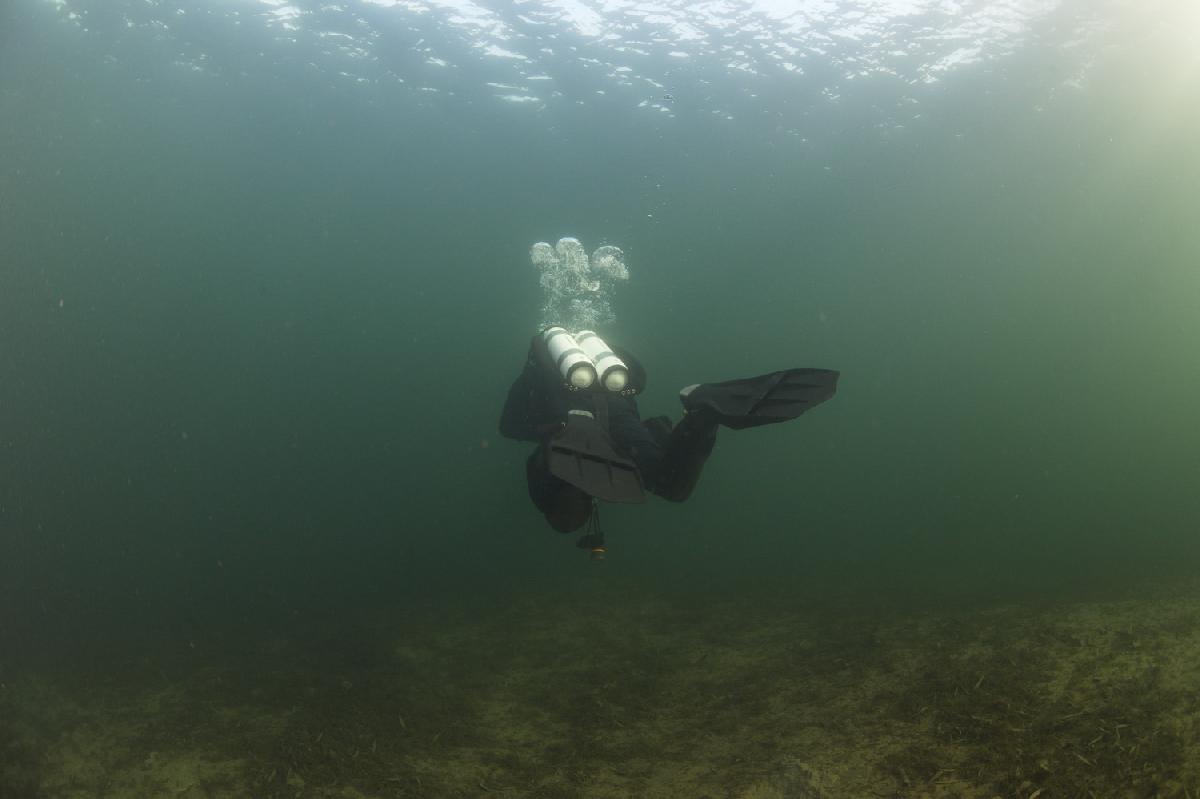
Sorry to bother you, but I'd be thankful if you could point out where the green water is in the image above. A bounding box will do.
[2,1,1199,795]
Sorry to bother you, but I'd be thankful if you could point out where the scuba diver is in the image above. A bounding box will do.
[500,326,839,556]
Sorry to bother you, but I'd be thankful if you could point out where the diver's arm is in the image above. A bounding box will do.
[500,337,569,441]
[499,367,546,442]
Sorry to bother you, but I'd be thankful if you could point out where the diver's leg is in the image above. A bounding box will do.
[606,395,718,503]
[526,445,592,533]
[647,368,839,499]
[642,411,718,502]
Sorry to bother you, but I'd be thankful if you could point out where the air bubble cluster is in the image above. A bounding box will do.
[530,237,629,332]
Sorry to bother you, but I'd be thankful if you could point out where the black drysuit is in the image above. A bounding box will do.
[499,336,717,532]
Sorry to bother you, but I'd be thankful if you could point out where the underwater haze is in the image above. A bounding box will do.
[2,0,1200,796]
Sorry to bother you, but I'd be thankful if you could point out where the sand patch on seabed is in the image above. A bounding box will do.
[3,581,1199,798]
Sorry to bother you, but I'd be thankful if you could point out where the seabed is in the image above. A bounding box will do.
[3,577,1199,798]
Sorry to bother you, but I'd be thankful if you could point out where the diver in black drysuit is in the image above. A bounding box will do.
[500,333,840,535]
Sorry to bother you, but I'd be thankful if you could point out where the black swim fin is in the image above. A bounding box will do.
[680,368,840,430]
[547,413,646,503]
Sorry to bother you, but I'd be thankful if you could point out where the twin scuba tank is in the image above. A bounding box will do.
[541,326,633,395]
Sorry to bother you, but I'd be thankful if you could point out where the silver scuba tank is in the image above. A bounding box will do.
[575,330,630,393]
[541,327,597,389]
